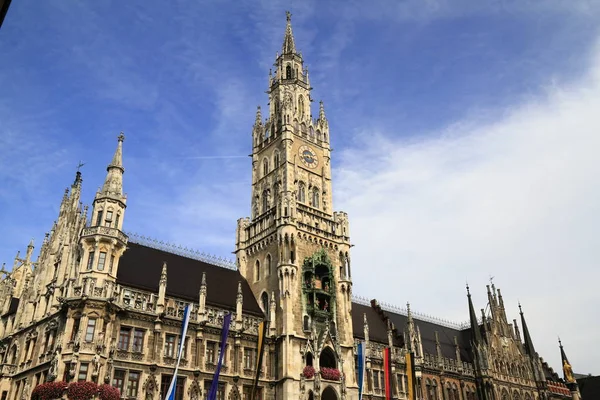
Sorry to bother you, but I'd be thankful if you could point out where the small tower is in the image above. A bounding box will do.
[559,338,581,400]
[79,133,128,291]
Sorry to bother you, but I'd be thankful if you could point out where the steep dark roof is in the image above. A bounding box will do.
[351,301,473,363]
[577,375,600,399]
[352,302,389,343]
[117,242,263,316]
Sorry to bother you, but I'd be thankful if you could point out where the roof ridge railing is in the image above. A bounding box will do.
[126,231,237,271]
[352,294,471,330]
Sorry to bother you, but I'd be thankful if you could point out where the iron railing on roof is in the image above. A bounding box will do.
[353,294,472,330]
[126,231,237,270]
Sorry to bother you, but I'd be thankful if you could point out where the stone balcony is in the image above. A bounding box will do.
[81,226,128,244]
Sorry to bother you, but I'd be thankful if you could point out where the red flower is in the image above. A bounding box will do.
[31,381,68,400]
[320,367,341,381]
[98,384,120,400]
[67,382,98,400]
[303,365,315,379]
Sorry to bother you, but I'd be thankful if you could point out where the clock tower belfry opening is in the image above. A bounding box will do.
[235,11,356,400]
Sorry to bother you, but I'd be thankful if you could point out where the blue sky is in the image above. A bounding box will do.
[1,0,599,374]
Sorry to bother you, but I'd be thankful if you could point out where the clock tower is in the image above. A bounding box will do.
[235,12,355,400]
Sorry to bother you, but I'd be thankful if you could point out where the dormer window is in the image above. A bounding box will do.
[105,211,113,227]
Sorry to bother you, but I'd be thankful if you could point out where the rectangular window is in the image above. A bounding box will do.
[206,342,215,364]
[95,211,103,226]
[162,375,184,400]
[70,318,80,341]
[85,318,96,342]
[105,211,113,227]
[127,371,140,397]
[115,214,120,229]
[118,327,131,351]
[132,329,144,353]
[63,362,71,383]
[243,348,255,370]
[373,370,380,389]
[112,370,126,394]
[86,252,95,270]
[97,252,107,271]
[165,334,176,358]
[78,363,88,382]
[218,343,227,364]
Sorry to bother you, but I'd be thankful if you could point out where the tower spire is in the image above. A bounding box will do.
[467,285,482,344]
[101,132,125,196]
[282,11,296,55]
[519,303,536,356]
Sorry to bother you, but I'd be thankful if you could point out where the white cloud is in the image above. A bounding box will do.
[335,42,600,374]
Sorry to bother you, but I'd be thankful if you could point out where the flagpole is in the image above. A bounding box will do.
[164,304,192,400]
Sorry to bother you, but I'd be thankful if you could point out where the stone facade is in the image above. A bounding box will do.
[0,11,583,400]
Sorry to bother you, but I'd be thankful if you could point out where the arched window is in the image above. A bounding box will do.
[298,96,305,119]
[255,260,260,282]
[286,64,292,79]
[321,387,337,400]
[298,182,306,203]
[312,188,320,208]
[274,152,280,168]
[305,352,313,366]
[431,380,438,400]
[319,347,337,369]
[263,159,269,176]
[317,130,322,141]
[265,254,272,276]
[261,292,269,315]
[309,126,315,139]
[452,384,459,400]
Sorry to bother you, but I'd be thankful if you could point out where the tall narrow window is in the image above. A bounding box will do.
[206,342,216,364]
[255,260,260,282]
[115,214,120,229]
[77,363,88,382]
[109,255,115,274]
[104,211,113,227]
[262,190,269,213]
[261,292,269,315]
[274,152,280,168]
[127,371,140,398]
[118,327,131,351]
[266,254,272,276]
[263,159,269,176]
[95,211,103,226]
[70,318,80,341]
[85,318,96,342]
[165,334,176,358]
[298,96,304,119]
[132,329,144,352]
[112,370,126,394]
[312,189,320,208]
[86,252,95,270]
[97,252,107,271]
[286,64,292,79]
[298,183,306,203]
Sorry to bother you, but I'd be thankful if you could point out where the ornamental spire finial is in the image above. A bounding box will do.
[281,11,296,55]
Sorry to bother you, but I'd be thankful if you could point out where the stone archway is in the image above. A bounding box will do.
[322,386,338,400]
[319,347,336,369]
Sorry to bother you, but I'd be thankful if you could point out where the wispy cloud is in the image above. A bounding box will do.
[336,40,600,374]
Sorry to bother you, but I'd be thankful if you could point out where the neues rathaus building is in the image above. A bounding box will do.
[0,12,584,400]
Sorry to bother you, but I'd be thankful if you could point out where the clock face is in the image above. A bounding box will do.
[299,145,318,169]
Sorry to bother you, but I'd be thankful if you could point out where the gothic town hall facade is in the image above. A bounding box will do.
[0,12,584,400]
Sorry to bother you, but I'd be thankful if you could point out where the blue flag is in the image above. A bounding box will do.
[207,312,232,400]
[357,341,366,400]
[164,304,191,400]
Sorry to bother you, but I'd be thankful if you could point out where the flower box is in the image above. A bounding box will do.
[320,367,341,381]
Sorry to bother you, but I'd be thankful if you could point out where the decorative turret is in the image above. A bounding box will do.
[269,291,277,336]
[519,303,536,356]
[198,272,207,322]
[157,262,167,314]
[79,134,128,289]
[236,281,243,330]
[467,285,482,345]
